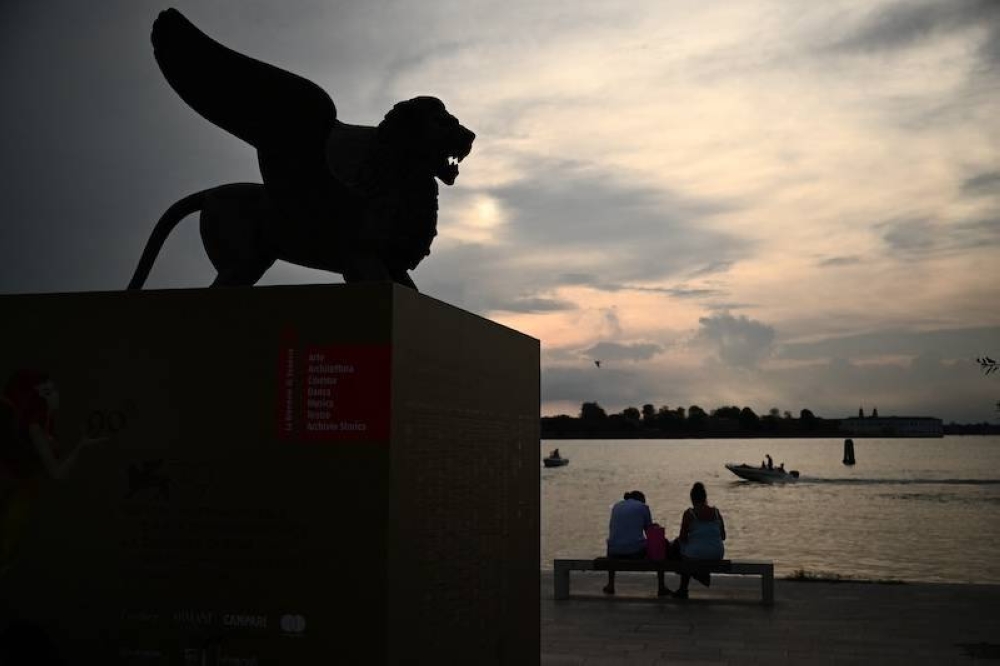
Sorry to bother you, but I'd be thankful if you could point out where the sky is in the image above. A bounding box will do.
[1,0,998,423]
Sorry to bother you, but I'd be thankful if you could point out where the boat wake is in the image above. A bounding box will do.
[794,477,1000,486]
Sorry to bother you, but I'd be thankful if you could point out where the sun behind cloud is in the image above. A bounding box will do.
[439,194,507,244]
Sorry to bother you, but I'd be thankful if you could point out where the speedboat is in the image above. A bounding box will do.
[543,456,569,468]
[725,463,799,483]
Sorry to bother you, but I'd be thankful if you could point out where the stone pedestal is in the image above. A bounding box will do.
[0,283,539,665]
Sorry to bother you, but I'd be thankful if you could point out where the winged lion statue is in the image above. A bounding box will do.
[128,8,475,291]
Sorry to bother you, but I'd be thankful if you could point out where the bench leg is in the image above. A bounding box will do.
[762,567,774,606]
[554,561,571,600]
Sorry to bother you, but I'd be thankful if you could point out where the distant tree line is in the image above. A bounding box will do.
[541,401,1000,438]
[942,421,1000,435]
[542,402,842,439]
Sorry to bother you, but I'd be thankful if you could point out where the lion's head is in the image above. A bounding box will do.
[378,96,475,186]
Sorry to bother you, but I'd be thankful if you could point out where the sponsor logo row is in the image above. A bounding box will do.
[122,609,306,635]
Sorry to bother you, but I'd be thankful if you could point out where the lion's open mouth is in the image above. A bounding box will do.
[438,151,468,185]
[437,131,474,185]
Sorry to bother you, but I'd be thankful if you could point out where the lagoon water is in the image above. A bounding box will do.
[541,436,1000,584]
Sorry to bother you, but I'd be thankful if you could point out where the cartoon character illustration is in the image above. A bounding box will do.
[0,370,104,573]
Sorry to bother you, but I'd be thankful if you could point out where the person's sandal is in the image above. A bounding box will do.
[657,586,672,597]
[672,589,688,599]
[602,584,615,595]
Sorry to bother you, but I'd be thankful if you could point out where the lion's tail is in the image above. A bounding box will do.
[127,190,211,290]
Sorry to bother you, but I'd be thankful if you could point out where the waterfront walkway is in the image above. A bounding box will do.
[540,571,1000,665]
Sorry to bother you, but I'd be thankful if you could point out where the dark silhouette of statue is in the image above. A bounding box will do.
[128,8,475,291]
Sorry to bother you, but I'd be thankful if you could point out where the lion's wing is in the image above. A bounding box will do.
[152,8,337,152]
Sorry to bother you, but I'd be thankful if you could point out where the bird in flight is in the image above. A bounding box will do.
[594,360,601,368]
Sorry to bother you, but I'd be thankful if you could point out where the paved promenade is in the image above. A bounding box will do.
[540,571,1000,665]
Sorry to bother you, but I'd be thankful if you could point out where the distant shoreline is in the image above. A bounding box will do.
[541,432,941,439]
[542,406,1000,440]
[541,427,1000,439]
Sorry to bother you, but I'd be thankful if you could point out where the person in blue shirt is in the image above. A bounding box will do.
[670,481,726,599]
[603,490,669,596]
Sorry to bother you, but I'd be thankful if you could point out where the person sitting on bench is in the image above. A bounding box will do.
[670,482,726,599]
[603,490,669,596]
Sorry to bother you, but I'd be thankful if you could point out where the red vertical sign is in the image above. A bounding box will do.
[277,337,391,441]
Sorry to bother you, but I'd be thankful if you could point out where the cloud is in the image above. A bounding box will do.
[693,312,776,368]
[604,284,726,298]
[878,218,938,253]
[827,0,1000,57]
[530,272,726,299]
[556,272,596,285]
[878,217,1000,255]
[583,341,663,362]
[686,260,734,278]
[602,308,623,338]
[415,159,747,314]
[703,301,757,313]
[962,171,1000,198]
[779,326,1000,362]
[817,255,863,267]
[955,217,1000,244]
[815,0,1000,115]
[489,296,576,313]
[489,159,741,283]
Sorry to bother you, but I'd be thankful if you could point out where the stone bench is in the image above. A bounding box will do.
[553,558,774,605]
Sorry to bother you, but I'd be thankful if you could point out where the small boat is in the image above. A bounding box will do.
[543,456,569,467]
[725,463,799,483]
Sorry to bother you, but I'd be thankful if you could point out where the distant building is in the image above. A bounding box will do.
[841,408,943,437]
